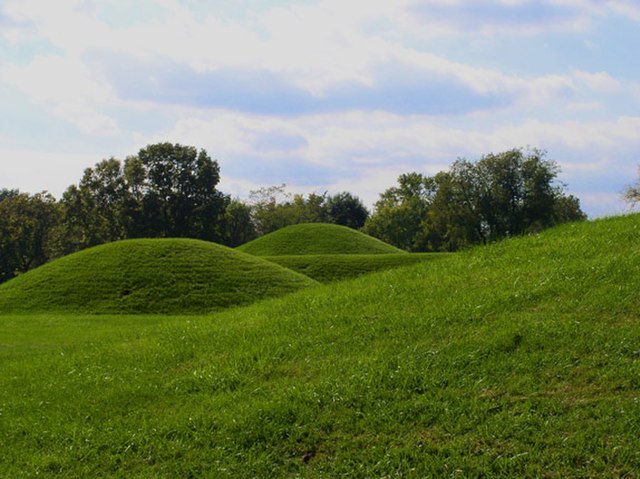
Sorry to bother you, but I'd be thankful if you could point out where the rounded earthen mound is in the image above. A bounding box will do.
[237,223,404,256]
[0,238,317,314]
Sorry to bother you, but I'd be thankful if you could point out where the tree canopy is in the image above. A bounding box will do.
[0,191,60,283]
[364,149,586,252]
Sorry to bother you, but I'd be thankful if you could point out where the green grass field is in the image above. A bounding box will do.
[237,223,405,255]
[0,238,317,314]
[263,252,445,282]
[1,215,640,477]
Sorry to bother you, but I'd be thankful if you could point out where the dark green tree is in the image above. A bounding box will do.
[248,186,334,235]
[552,194,587,224]
[224,199,257,247]
[422,168,485,251]
[57,158,128,254]
[290,192,329,224]
[363,173,436,251]
[131,143,227,241]
[325,192,369,229]
[0,188,19,202]
[0,191,61,282]
[471,148,585,239]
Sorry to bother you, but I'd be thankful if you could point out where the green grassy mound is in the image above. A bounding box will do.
[3,215,640,476]
[0,238,317,314]
[237,223,404,255]
[264,252,445,282]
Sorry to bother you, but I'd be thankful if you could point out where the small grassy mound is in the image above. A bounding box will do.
[237,223,404,256]
[0,238,317,314]
[264,253,446,282]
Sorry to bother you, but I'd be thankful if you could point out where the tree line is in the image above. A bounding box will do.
[1,143,586,283]
[363,148,586,252]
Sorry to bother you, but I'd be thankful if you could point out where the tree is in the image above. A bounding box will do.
[325,192,369,229]
[624,168,640,205]
[0,188,19,202]
[363,173,436,251]
[0,191,61,282]
[552,194,587,224]
[57,158,129,254]
[224,199,257,247]
[470,148,586,239]
[422,168,485,251]
[249,184,293,236]
[131,143,228,241]
[290,192,328,224]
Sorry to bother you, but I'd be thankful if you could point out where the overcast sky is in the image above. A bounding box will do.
[2,0,639,217]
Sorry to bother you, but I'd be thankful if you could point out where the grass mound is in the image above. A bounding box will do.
[264,252,445,282]
[3,215,640,476]
[0,238,317,314]
[237,223,404,255]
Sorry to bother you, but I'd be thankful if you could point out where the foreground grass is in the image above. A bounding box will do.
[2,215,640,477]
[237,223,404,255]
[0,238,317,314]
[263,252,445,282]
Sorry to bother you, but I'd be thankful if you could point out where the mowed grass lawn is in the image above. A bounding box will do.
[1,215,640,477]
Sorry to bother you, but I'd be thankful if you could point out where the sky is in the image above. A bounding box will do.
[1,0,639,217]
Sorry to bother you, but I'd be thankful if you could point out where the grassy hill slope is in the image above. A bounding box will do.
[1,215,640,476]
[0,238,317,314]
[264,252,446,282]
[237,223,404,255]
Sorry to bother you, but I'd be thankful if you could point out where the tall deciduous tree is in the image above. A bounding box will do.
[363,173,436,251]
[131,143,228,241]
[0,191,60,282]
[290,192,328,224]
[224,199,257,247]
[58,158,129,254]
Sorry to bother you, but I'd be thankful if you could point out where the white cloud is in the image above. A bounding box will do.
[573,70,623,92]
[469,116,640,155]
[3,0,112,56]
[138,111,310,160]
[0,55,120,135]
[0,148,98,195]
[401,0,599,37]
[566,101,604,112]
[606,0,640,23]
[1,0,607,120]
